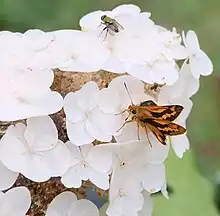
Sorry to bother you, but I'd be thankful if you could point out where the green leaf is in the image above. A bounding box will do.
[153,150,219,216]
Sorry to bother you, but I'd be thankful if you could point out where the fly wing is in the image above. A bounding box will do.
[113,20,124,30]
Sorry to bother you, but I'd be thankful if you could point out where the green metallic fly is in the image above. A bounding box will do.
[99,15,124,39]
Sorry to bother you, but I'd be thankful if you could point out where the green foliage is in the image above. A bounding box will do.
[153,150,219,216]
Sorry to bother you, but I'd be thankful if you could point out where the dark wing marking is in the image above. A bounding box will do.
[145,122,167,145]
[145,118,186,136]
[140,100,157,107]
[144,105,184,121]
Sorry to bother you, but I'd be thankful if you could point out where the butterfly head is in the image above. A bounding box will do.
[127,105,139,116]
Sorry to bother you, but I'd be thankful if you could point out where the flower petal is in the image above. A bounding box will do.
[142,164,166,193]
[44,140,71,176]
[21,154,53,182]
[23,29,55,51]
[46,191,77,216]
[24,116,58,151]
[138,191,153,216]
[61,165,83,188]
[79,11,103,31]
[0,187,31,215]
[0,161,19,191]
[85,118,112,142]
[99,87,121,114]
[78,81,99,111]
[186,30,200,53]
[170,134,190,158]
[88,166,110,190]
[128,65,154,84]
[66,119,94,145]
[0,125,28,172]
[69,199,99,216]
[112,4,141,17]
[87,144,112,173]
[64,92,85,123]
[190,50,213,78]
[65,141,82,164]
[102,54,125,73]
[0,91,63,121]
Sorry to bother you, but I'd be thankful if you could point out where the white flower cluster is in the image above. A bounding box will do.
[0,4,213,216]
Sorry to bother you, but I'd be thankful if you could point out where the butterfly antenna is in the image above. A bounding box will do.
[123,82,134,105]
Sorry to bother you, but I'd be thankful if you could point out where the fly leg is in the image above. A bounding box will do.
[103,27,109,40]
[98,26,107,38]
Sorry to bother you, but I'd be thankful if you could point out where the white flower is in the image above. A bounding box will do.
[107,175,144,216]
[103,141,167,216]
[61,142,112,190]
[142,163,166,193]
[105,75,190,158]
[167,98,192,158]
[0,67,63,121]
[41,30,109,72]
[46,191,99,216]
[0,161,18,191]
[183,30,213,79]
[0,30,63,121]
[22,29,55,52]
[158,62,200,103]
[158,27,188,60]
[102,75,155,143]
[138,191,153,216]
[79,5,186,85]
[0,30,56,68]
[0,116,70,182]
[0,186,31,216]
[128,56,179,85]
[64,81,120,145]
[0,30,56,70]
[158,82,192,158]
[80,4,142,32]
[105,75,189,159]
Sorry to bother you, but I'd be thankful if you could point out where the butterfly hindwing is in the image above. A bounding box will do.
[145,122,167,145]
[145,118,186,136]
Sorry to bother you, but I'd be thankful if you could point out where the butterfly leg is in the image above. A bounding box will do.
[115,109,127,115]
[137,120,140,140]
[144,126,152,147]
[116,119,134,132]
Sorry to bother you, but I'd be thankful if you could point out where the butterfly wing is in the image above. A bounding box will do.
[145,118,186,136]
[140,103,184,121]
[145,122,167,145]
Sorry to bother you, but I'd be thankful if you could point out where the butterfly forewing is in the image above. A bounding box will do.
[140,102,183,121]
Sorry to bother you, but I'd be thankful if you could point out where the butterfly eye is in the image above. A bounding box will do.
[132,110,137,115]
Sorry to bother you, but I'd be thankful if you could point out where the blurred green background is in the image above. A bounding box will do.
[1,0,220,215]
